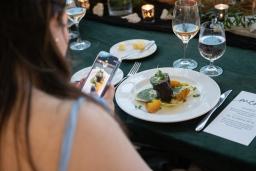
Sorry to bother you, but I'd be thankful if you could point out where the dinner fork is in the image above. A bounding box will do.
[115,62,141,88]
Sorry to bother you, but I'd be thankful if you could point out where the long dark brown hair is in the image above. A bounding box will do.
[0,0,86,170]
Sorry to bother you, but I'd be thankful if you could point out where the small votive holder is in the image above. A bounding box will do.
[214,4,229,22]
[141,4,155,23]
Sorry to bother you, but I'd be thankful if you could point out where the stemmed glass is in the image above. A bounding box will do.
[66,0,78,40]
[66,0,91,50]
[198,21,226,77]
[172,0,200,69]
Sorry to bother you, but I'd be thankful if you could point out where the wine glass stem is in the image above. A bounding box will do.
[75,23,82,42]
[209,60,214,67]
[183,43,188,59]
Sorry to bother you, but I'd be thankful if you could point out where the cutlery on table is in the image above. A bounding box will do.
[195,90,232,132]
[115,62,141,88]
[121,41,155,60]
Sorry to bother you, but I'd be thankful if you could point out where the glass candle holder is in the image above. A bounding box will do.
[141,4,155,22]
[214,4,229,22]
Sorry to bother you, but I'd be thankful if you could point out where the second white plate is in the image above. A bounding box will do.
[110,39,157,60]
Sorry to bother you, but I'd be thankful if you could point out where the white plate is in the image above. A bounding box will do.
[115,67,221,123]
[71,67,124,85]
[110,39,157,60]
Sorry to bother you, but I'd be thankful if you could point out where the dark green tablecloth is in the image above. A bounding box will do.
[70,20,256,171]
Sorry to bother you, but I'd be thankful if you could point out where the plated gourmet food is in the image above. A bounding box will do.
[90,69,105,93]
[135,70,200,113]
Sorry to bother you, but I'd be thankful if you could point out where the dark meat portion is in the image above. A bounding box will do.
[150,73,173,102]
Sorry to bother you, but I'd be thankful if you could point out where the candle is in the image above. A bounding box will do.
[141,4,155,22]
[214,4,229,22]
[77,0,90,10]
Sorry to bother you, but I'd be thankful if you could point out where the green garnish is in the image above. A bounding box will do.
[136,88,158,102]
[150,70,169,85]
[135,105,142,109]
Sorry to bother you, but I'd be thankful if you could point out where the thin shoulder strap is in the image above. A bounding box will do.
[58,97,84,171]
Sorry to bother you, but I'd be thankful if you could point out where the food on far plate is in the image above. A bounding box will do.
[118,43,126,51]
[117,40,146,52]
[135,70,200,113]
[132,41,145,51]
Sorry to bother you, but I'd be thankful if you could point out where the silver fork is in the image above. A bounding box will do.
[115,62,141,88]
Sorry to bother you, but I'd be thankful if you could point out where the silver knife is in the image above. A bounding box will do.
[195,90,232,132]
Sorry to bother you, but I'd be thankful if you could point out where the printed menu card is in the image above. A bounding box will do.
[204,91,256,146]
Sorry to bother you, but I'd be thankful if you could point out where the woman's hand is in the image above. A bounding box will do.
[72,80,115,112]
[73,78,86,89]
[103,85,115,113]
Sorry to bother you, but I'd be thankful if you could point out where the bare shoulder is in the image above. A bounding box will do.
[29,89,78,170]
[70,98,151,171]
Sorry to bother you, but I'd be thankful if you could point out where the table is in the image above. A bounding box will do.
[70,20,256,171]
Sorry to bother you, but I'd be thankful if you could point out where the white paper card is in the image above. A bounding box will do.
[204,91,256,146]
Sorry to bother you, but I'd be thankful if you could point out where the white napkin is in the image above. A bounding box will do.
[122,13,141,23]
[93,3,104,17]
[160,9,173,20]
[249,23,256,33]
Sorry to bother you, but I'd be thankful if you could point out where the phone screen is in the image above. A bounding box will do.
[81,51,121,97]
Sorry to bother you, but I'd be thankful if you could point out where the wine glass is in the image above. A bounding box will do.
[198,21,226,77]
[172,0,200,69]
[66,0,91,50]
[66,0,78,40]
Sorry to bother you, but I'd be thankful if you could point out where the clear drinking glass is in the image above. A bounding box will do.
[198,21,226,77]
[66,0,91,50]
[66,0,78,40]
[107,0,132,16]
[172,0,200,69]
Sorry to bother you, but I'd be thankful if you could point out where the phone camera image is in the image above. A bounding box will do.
[82,51,121,97]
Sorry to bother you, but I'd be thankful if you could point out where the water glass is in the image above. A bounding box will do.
[198,21,226,77]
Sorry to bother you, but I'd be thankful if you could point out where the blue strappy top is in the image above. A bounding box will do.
[58,96,110,171]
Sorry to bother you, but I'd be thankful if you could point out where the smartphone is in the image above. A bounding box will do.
[81,51,121,97]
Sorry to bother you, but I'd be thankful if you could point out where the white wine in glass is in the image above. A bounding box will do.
[173,23,199,44]
[172,0,200,69]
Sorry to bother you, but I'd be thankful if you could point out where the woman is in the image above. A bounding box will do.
[0,0,152,170]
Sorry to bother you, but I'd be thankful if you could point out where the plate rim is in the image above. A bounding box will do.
[115,67,221,123]
[109,39,157,60]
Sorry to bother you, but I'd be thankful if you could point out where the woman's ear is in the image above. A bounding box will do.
[49,14,69,57]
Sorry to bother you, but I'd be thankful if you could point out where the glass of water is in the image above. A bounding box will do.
[198,21,226,77]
